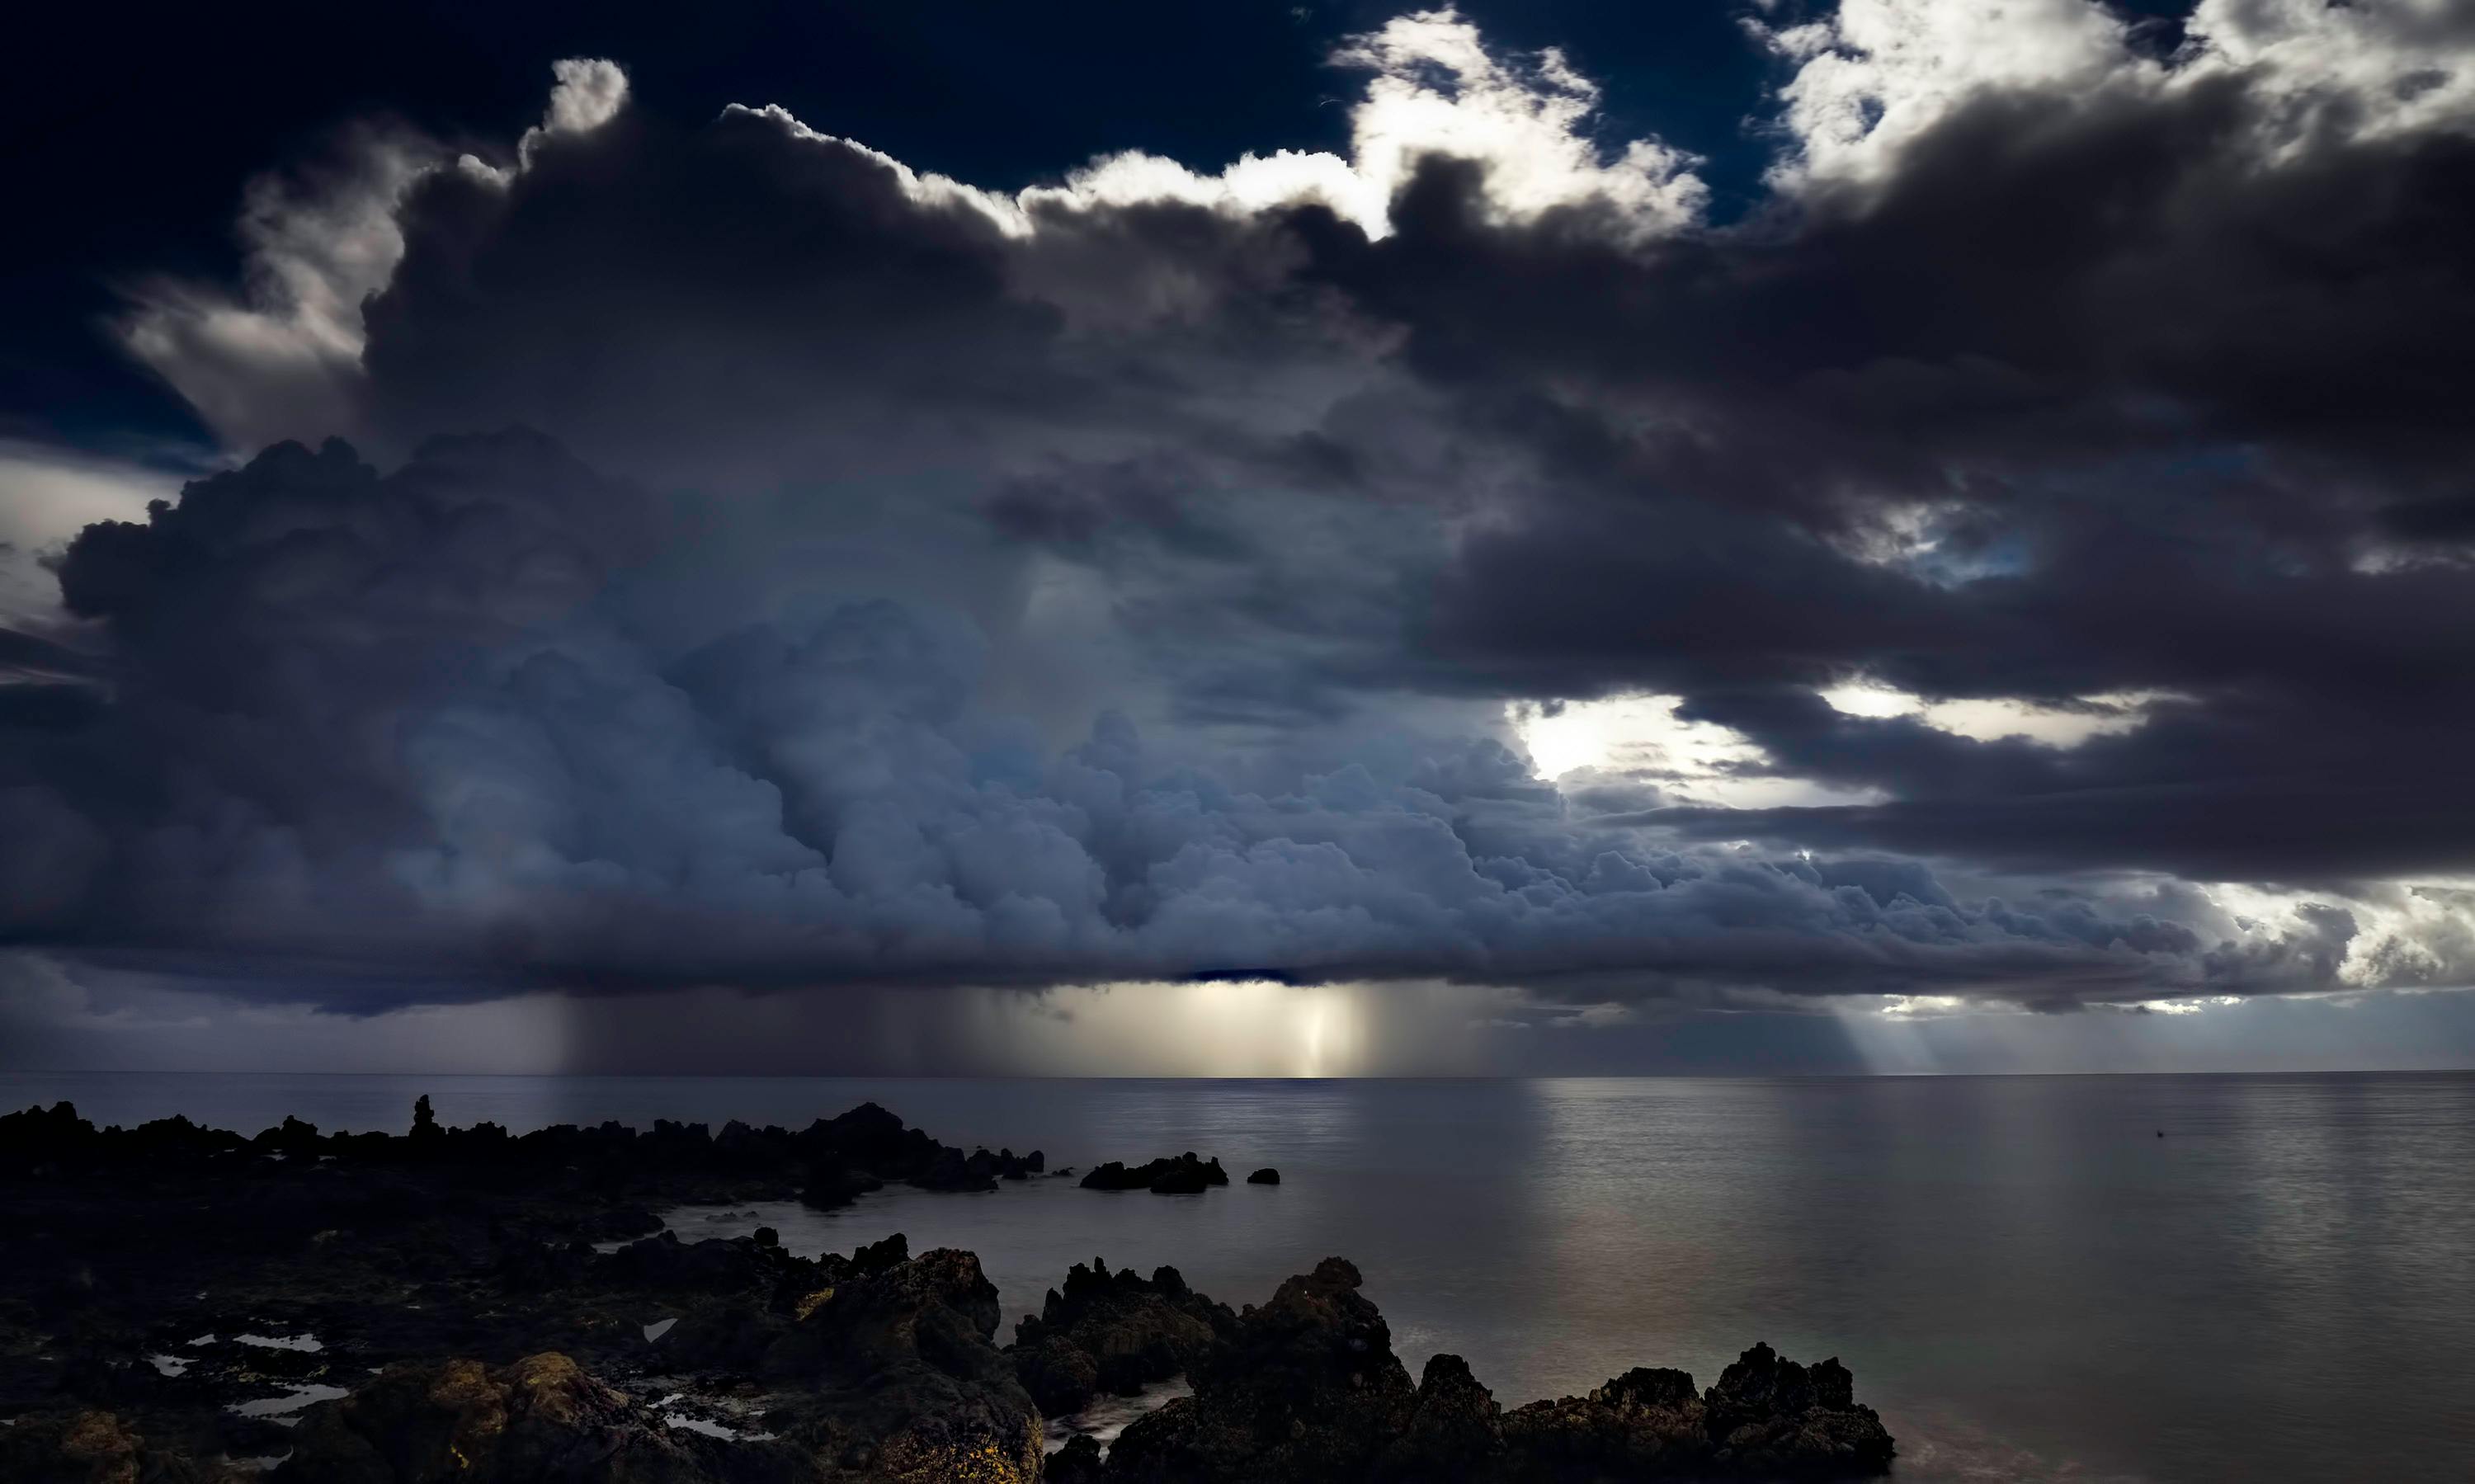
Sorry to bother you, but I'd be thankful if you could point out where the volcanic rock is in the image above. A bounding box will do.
[276,1351,727,1482]
[1077,1155,1227,1194]
[1006,1260,1235,1416]
[1104,1258,1416,1482]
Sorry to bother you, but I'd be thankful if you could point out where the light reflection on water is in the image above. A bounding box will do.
[11,1072,2475,1480]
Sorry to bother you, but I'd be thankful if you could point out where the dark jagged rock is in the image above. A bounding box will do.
[602,1229,790,1294]
[1006,1260,1236,1416]
[1011,1335,1100,1422]
[276,1351,733,1482]
[1105,1258,1416,1482]
[0,1098,1006,1216]
[643,1232,905,1373]
[277,1244,1046,1482]
[1409,1349,1895,1482]
[1092,1269,1891,1482]
[1044,1433,1109,1482]
[1245,1168,1279,1185]
[1077,1154,1227,1195]
[755,1247,1044,1482]
[1145,1164,1210,1196]
[0,1097,1049,1480]
[1376,1353,1504,1479]
[1494,1364,1709,1479]
[1700,1343,1895,1476]
[0,1408,213,1483]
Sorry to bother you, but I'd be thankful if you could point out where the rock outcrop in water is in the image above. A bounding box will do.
[1077,1154,1228,1194]
[1093,1258,1893,1482]
[0,1096,1040,1213]
[1245,1167,1280,1185]
[1006,1260,1237,1417]
[1104,1257,1419,1482]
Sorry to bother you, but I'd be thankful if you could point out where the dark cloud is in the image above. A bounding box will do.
[11,3,2475,1023]
[2,430,2322,1008]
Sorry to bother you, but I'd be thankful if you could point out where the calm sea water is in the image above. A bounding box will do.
[7,1072,2472,1481]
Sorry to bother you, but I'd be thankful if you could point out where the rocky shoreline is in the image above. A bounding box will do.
[0,1100,1893,1482]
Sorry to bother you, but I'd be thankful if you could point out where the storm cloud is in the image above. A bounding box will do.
[9,1,2475,1021]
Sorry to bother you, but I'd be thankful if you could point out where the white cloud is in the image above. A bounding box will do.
[520,57,631,166]
[1332,8,1707,237]
[1757,0,2475,191]
[1756,0,2136,186]
[867,7,1704,245]
[122,59,632,452]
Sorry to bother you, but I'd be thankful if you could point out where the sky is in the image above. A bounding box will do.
[5,0,2475,1076]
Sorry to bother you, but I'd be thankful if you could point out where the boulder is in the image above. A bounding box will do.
[1375,1354,1503,1479]
[1044,1434,1108,1482]
[0,1409,209,1484]
[1081,1272,1892,1482]
[1700,1343,1894,1476]
[1488,1347,1893,1480]
[1006,1260,1235,1416]
[276,1352,726,1482]
[276,1245,1053,1484]
[1244,1169,1279,1185]
[1078,1155,1228,1194]
[1105,1258,1416,1482]
[1497,1364,1708,1479]
[755,1247,1045,1482]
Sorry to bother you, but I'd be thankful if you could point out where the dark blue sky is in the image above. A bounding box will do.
[5,1,1790,455]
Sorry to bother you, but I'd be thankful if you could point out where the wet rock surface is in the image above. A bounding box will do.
[1,1099,1892,1481]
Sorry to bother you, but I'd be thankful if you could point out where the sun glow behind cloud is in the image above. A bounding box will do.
[1508,695,1883,807]
[1817,679,2170,747]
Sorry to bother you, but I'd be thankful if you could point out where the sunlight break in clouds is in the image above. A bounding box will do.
[1510,695,1883,808]
[1817,680,2170,748]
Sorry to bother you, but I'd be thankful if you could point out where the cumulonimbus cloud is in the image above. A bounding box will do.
[8,2,2475,1011]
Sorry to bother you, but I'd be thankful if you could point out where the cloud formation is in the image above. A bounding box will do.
[10,2,2475,1020]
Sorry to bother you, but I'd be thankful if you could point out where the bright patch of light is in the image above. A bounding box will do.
[1879,994,1967,1017]
[1819,679,2169,747]
[1817,679,1917,719]
[1016,979,1365,1077]
[0,444,184,625]
[1509,694,1882,807]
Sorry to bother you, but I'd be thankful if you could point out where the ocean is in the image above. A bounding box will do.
[7,1071,2471,1481]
